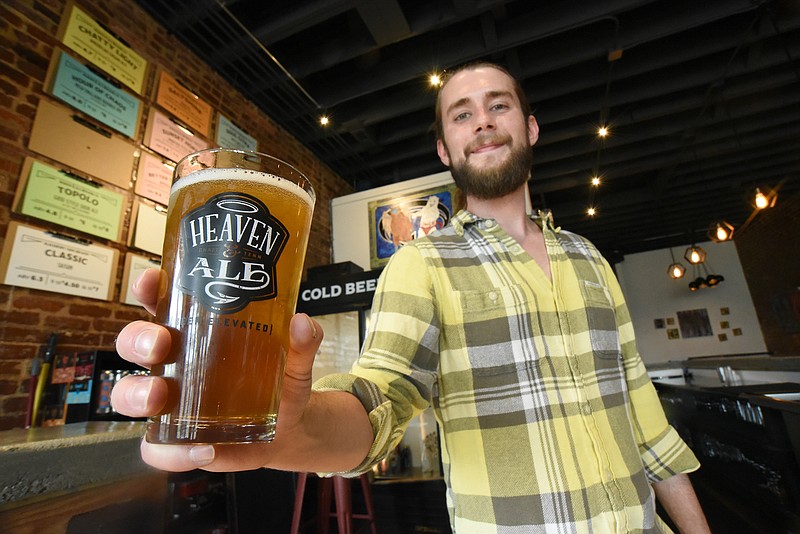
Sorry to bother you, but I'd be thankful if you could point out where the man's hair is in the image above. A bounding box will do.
[433,61,532,141]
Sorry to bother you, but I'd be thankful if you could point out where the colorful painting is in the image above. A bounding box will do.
[368,184,457,269]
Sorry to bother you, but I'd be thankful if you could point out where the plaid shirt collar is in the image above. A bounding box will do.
[450,207,560,235]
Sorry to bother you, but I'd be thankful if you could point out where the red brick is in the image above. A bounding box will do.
[115,307,151,321]
[3,394,27,412]
[94,318,130,333]
[0,415,25,429]
[0,309,40,325]
[12,295,66,312]
[0,379,18,394]
[69,303,111,318]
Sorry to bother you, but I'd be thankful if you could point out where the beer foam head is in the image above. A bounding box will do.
[171,167,315,207]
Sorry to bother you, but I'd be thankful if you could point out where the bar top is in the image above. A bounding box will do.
[0,422,151,507]
[0,421,146,453]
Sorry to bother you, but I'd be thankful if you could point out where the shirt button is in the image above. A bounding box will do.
[488,291,498,302]
[484,220,495,229]
[583,403,591,415]
[511,245,522,254]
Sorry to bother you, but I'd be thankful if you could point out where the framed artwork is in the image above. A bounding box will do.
[368,184,457,269]
[654,318,665,329]
[677,308,713,338]
[667,328,680,340]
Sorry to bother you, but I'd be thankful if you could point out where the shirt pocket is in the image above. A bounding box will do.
[580,280,621,361]
[454,285,542,375]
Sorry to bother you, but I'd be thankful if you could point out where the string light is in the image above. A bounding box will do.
[429,73,443,87]
[591,176,601,186]
[587,207,596,216]
[597,126,609,137]
[319,115,330,126]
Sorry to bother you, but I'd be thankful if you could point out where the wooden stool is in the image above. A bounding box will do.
[290,472,377,534]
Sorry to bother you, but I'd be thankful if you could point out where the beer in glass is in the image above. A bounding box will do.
[146,148,315,444]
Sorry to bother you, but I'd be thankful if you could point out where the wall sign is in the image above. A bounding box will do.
[28,98,136,189]
[58,3,148,94]
[296,269,383,316]
[216,114,258,152]
[120,252,160,306]
[14,158,126,242]
[46,50,142,139]
[135,151,173,206]
[128,198,167,256]
[0,222,119,301]
[155,70,213,137]
[144,108,212,163]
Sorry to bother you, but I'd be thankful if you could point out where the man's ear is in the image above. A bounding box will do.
[527,115,540,147]
[436,138,451,166]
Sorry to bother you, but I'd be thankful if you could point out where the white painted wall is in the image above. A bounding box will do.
[615,241,767,366]
[331,171,454,269]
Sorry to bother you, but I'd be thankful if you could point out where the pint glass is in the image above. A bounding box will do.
[146,148,315,444]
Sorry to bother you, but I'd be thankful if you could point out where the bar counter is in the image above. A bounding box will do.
[0,421,167,533]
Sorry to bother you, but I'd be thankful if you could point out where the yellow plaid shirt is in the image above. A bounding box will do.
[314,209,699,533]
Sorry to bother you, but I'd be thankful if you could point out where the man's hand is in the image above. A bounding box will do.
[111,268,333,472]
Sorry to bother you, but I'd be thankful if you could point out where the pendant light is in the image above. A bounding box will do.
[708,221,734,242]
[684,245,706,265]
[667,248,686,279]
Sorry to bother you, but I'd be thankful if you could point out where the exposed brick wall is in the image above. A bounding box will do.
[0,0,353,430]
[735,192,800,356]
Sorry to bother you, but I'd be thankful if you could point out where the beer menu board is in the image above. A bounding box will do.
[128,199,167,256]
[58,3,148,94]
[135,151,173,206]
[14,158,126,242]
[155,71,213,137]
[46,50,142,139]
[216,114,258,152]
[120,252,160,306]
[144,108,212,163]
[28,98,136,189]
[0,221,119,301]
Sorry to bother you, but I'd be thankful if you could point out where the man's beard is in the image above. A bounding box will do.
[446,134,533,200]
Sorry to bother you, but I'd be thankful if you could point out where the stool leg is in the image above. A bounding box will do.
[290,473,308,534]
[333,476,353,534]
[319,477,332,534]
[359,474,378,534]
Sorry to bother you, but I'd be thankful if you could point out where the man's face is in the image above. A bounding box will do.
[436,67,539,200]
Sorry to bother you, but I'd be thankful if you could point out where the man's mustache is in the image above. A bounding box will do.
[464,133,511,157]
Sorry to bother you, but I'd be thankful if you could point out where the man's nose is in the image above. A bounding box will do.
[474,109,496,132]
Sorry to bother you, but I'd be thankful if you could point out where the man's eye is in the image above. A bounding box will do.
[454,112,470,121]
[491,103,509,111]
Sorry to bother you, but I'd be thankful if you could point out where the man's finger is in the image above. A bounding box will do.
[131,269,161,315]
[140,441,216,472]
[115,321,172,368]
[110,375,169,417]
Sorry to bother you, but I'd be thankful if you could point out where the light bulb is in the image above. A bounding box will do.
[598,126,608,137]
[591,176,601,186]
[587,207,596,216]
[319,115,330,126]
[754,188,769,209]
